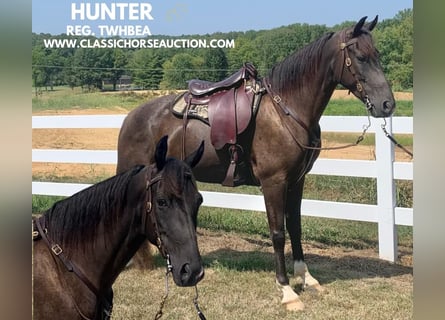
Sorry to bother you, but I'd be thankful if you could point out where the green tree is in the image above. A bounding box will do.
[72,47,103,90]
[226,36,258,73]
[128,49,164,89]
[201,48,228,81]
[375,9,413,90]
[160,53,204,89]
[109,49,128,90]
[32,45,47,95]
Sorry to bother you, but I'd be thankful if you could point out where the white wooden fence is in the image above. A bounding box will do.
[32,115,413,262]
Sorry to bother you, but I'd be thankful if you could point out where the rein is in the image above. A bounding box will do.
[154,264,206,320]
[33,217,113,320]
[381,118,413,158]
[263,76,372,152]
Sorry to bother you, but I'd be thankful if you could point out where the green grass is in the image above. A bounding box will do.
[32,86,157,112]
[32,86,413,117]
[324,99,413,116]
[109,228,412,320]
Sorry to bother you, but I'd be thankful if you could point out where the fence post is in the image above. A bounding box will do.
[375,117,397,262]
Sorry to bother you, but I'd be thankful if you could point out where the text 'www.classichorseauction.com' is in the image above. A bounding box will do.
[43,37,236,49]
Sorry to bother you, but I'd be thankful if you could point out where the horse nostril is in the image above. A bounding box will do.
[383,100,393,111]
[180,263,191,282]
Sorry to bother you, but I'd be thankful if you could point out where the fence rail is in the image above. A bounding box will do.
[32,115,413,262]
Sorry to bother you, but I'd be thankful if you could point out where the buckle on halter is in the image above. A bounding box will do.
[340,42,346,50]
[51,244,63,256]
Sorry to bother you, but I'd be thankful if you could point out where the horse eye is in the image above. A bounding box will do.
[157,199,168,207]
[357,55,367,62]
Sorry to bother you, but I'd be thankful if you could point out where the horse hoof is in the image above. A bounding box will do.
[283,299,305,311]
[278,283,305,311]
[306,283,325,293]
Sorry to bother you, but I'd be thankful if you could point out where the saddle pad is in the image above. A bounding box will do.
[171,93,210,124]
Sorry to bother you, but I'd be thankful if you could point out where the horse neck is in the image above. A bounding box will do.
[67,204,146,292]
[269,35,340,128]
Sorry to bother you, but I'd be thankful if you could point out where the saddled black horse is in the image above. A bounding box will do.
[116,17,395,310]
[33,136,205,319]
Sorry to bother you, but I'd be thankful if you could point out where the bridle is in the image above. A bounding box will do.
[143,166,168,257]
[337,30,374,113]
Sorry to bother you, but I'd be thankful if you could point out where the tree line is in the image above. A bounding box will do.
[32,9,412,92]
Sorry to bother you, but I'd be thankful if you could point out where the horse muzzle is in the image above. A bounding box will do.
[366,96,396,118]
[173,262,205,287]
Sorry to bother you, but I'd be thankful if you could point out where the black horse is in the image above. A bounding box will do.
[33,136,205,319]
[116,17,395,310]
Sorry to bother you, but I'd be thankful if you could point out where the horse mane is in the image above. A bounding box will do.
[267,32,334,97]
[43,165,146,252]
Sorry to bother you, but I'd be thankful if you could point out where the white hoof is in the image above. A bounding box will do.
[277,281,305,311]
[294,260,324,293]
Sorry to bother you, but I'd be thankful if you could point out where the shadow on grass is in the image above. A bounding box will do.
[152,246,411,286]
[153,246,412,287]
[150,229,412,286]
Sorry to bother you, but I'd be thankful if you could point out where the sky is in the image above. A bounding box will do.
[32,0,412,36]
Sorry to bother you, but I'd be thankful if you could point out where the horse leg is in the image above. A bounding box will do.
[286,177,323,292]
[261,182,304,311]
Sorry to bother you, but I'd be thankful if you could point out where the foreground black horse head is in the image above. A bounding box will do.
[33,136,205,319]
[147,135,205,286]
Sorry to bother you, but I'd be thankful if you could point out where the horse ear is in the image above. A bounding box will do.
[185,140,205,169]
[366,15,378,32]
[353,16,367,37]
[155,135,169,170]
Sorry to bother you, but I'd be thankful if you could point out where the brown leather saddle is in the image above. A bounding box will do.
[171,62,264,186]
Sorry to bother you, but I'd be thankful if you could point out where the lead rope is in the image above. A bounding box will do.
[193,286,207,320]
[154,255,172,320]
[154,255,207,320]
[381,118,413,158]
